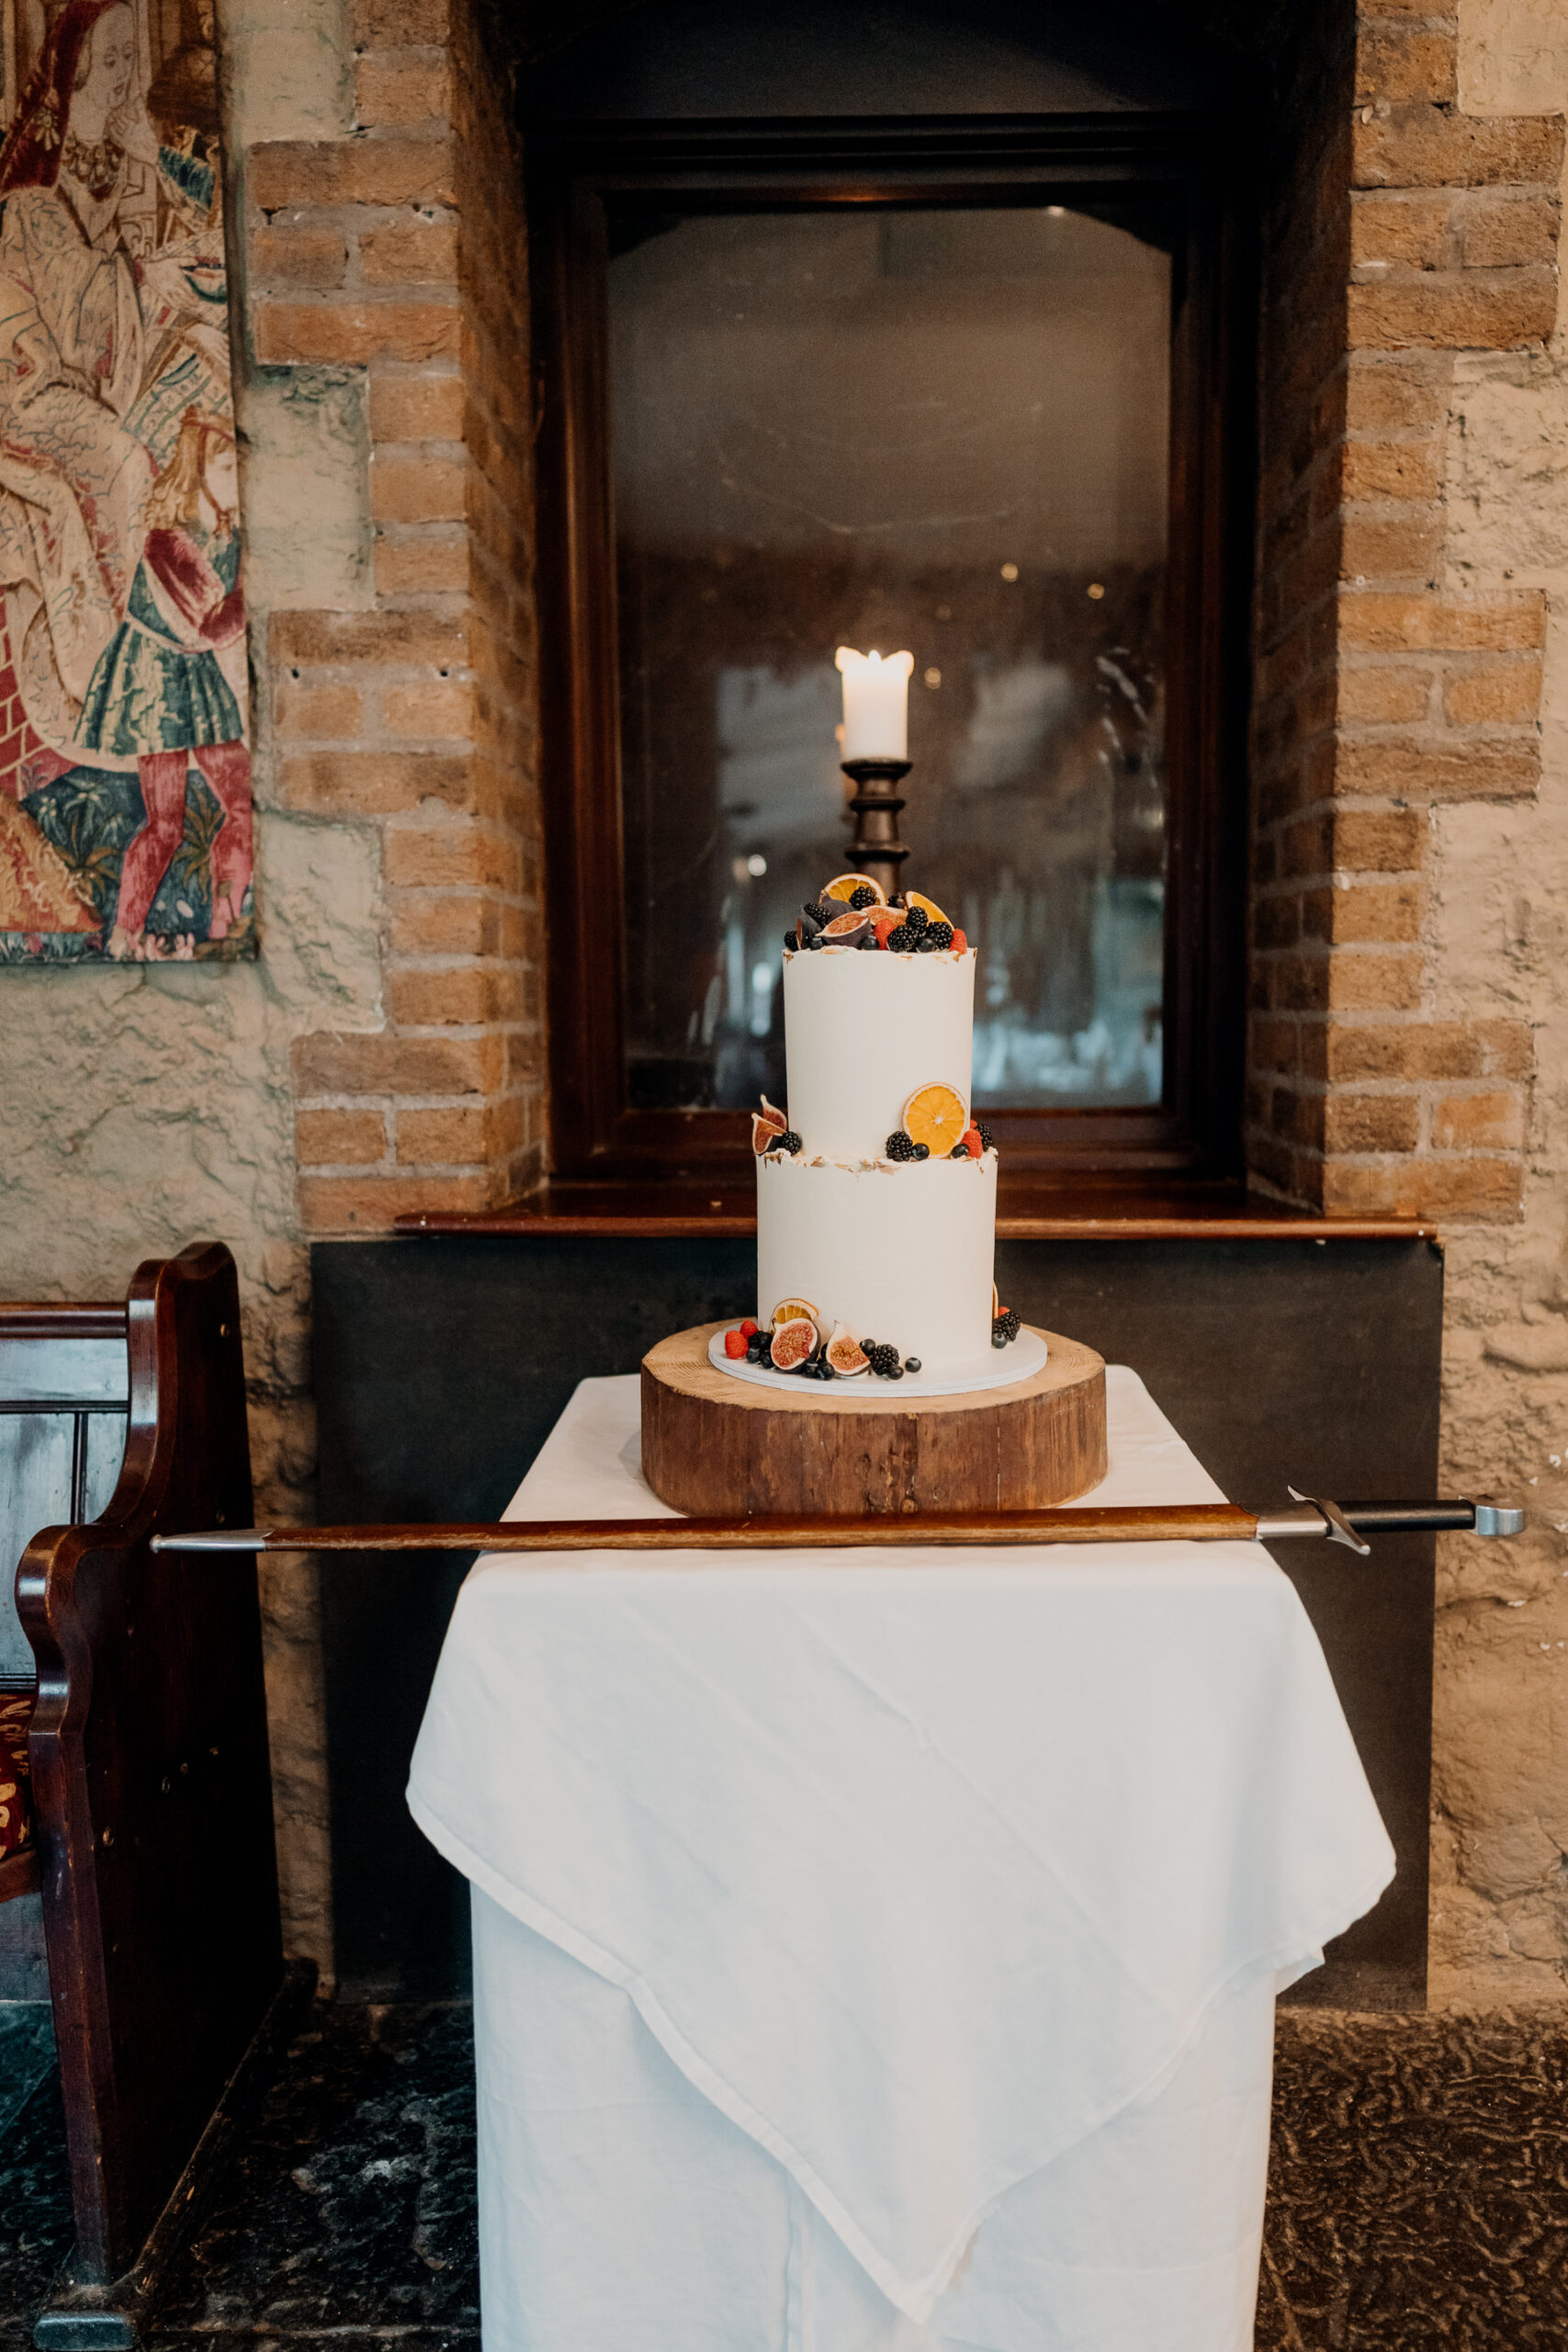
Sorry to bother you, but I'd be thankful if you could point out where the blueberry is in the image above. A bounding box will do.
[905,1357,921,1373]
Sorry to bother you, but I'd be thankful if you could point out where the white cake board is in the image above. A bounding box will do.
[706,1326,1048,1399]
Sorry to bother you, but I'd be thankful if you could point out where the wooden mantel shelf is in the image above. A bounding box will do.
[393,1181,1438,1243]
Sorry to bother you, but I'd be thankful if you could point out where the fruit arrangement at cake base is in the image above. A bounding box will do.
[640,1321,1108,1520]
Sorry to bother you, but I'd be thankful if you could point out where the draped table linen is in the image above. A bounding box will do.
[409,1367,1393,2351]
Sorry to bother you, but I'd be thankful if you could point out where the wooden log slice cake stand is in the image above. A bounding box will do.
[641,1321,1108,1519]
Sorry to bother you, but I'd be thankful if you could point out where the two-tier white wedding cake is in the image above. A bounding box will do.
[739,877,1017,1384]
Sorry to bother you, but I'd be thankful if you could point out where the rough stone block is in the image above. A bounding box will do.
[383,679,475,738]
[1356,27,1458,106]
[297,1171,496,1230]
[252,220,350,289]
[1306,877,1425,942]
[292,1029,502,1097]
[370,454,467,520]
[1336,737,1540,799]
[353,0,449,42]
[1344,351,1450,435]
[1332,806,1427,870]
[1337,662,1434,724]
[280,750,474,814]
[375,532,468,594]
[1461,191,1560,270]
[388,889,501,955]
[355,53,451,128]
[269,608,468,667]
[394,1103,489,1164]
[274,679,364,738]
[1340,439,1445,503]
[1340,506,1444,579]
[1323,1091,1421,1152]
[1350,189,1451,270]
[387,966,508,1025]
[359,215,460,286]
[383,820,512,889]
[1325,949,1425,1011]
[368,370,466,440]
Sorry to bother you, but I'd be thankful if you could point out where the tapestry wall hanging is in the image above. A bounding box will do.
[0,0,253,964]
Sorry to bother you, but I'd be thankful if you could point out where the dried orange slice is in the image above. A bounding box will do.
[902,1082,968,1156]
[772,1295,821,1335]
[823,873,886,907]
[903,889,951,927]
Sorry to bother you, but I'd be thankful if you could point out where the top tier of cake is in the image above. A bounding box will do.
[783,945,976,1163]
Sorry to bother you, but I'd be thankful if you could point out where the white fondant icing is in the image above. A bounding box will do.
[783,946,976,1163]
[756,1151,998,1374]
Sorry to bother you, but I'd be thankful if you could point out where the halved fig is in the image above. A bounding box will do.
[770,1315,818,1372]
[820,910,870,946]
[751,1113,785,1154]
[825,1323,870,1376]
[760,1095,788,1132]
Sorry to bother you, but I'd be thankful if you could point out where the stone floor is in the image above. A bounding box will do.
[4,2000,1568,2348]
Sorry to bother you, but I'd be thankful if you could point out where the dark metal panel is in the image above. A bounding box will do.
[313,1236,1440,2007]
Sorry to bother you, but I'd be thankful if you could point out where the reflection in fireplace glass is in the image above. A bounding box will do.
[611,204,1170,1116]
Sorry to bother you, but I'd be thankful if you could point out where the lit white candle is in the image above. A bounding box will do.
[835,646,914,762]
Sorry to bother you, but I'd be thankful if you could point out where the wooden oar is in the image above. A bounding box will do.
[151,1496,1524,1557]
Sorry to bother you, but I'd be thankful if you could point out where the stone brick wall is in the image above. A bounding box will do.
[1248,1,1558,1225]
[250,0,543,1234]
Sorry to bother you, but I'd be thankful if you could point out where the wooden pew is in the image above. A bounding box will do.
[4,1241,299,2343]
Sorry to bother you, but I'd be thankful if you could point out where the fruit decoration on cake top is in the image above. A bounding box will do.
[784,874,968,956]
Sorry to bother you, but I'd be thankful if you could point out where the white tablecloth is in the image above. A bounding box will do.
[410,1368,1393,2352]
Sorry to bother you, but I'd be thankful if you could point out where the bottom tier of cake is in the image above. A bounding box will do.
[755,1148,998,1375]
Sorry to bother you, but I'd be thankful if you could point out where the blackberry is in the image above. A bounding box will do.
[885,1130,917,1161]
[783,929,798,952]
[923,920,954,951]
[865,1342,901,1377]
[775,1130,803,1155]
[805,899,832,927]
[848,884,877,910]
[991,1307,1021,1347]
[976,1123,995,1150]
[886,923,913,953]
[901,903,929,937]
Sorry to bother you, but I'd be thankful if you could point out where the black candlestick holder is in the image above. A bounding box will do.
[841,757,912,904]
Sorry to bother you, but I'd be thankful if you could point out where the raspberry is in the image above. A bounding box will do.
[924,920,954,950]
[724,1329,748,1359]
[739,1318,758,1337]
[849,884,877,910]
[885,1131,916,1161]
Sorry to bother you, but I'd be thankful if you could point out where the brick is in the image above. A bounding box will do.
[1339,589,1545,652]
[1431,1089,1525,1151]
[292,1029,502,1096]
[1340,508,1443,579]
[1304,878,1424,943]
[1254,892,1302,949]
[1356,28,1457,106]
[388,890,501,955]
[1348,273,1558,350]
[270,609,468,667]
[1331,807,1426,870]
[251,220,348,289]
[1353,111,1563,192]
[280,750,473,814]
[1340,440,1443,503]
[1350,190,1450,271]
[1281,814,1334,878]
[1336,737,1539,800]
[1323,1020,1529,1082]
[295,1107,388,1165]
[360,214,459,286]
[1251,1017,1299,1076]
[355,54,451,128]
[395,1103,490,1163]
[1323,1092,1421,1153]
[370,455,466,521]
[387,966,509,1024]
[1337,663,1432,724]
[353,0,448,41]
[1442,656,1542,727]
[1344,353,1449,436]
[274,679,364,738]
[383,821,511,888]
[1325,951,1424,1012]
[1318,1157,1523,1221]
[368,371,465,441]
[376,534,469,594]
[298,1172,494,1231]
[1461,193,1559,272]
[383,679,474,738]
[254,300,459,367]
[249,137,455,211]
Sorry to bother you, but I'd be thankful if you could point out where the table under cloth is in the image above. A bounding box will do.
[409,1366,1394,2352]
